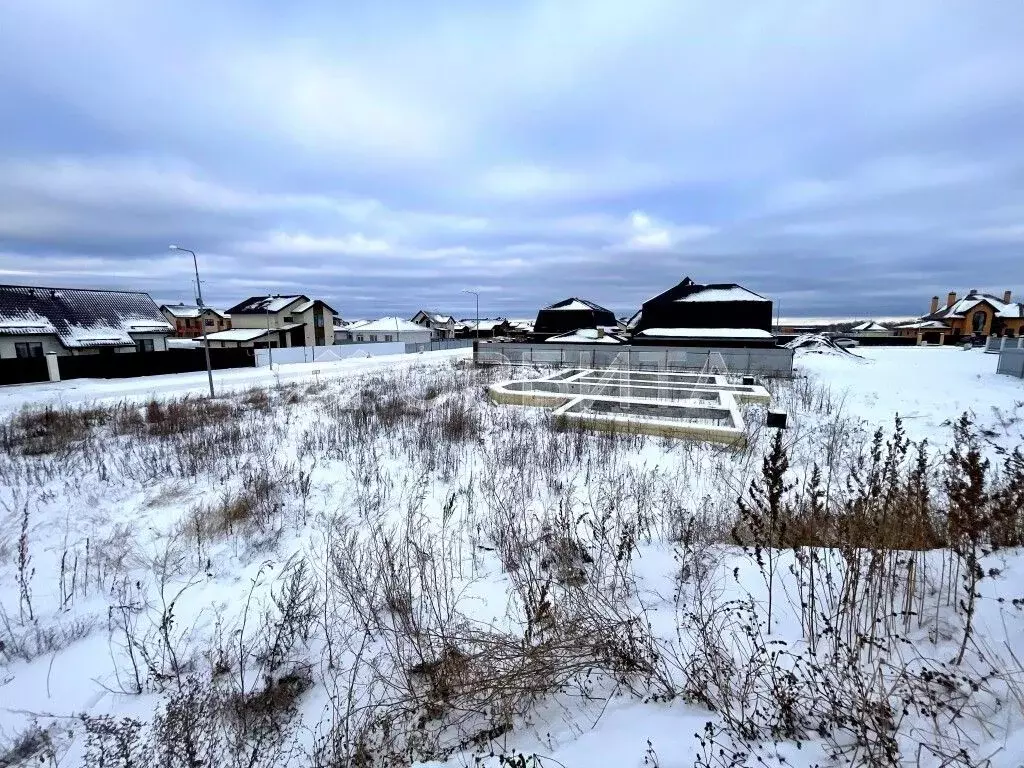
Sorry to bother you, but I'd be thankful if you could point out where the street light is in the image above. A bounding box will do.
[169,245,215,398]
[462,290,480,342]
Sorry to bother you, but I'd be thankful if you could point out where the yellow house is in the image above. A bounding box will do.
[896,290,1024,344]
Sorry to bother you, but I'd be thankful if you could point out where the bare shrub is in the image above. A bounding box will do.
[0,722,55,768]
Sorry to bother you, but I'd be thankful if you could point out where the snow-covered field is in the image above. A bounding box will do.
[0,345,1021,768]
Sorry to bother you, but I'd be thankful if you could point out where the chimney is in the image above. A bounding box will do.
[968,289,978,296]
[597,327,606,338]
[947,291,957,308]
[930,296,939,314]
[1004,289,1013,304]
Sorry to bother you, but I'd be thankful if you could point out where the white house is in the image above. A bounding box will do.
[339,317,432,343]
[216,294,340,348]
[0,284,172,358]
[410,310,457,339]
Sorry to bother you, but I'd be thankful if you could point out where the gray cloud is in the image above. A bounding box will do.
[2,0,1024,320]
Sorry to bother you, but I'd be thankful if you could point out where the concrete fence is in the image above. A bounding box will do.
[404,339,475,353]
[475,342,795,377]
[255,342,406,367]
[997,347,1024,378]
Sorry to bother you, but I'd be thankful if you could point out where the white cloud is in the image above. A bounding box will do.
[239,232,392,256]
[622,210,715,251]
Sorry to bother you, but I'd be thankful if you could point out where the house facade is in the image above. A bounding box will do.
[896,290,1024,344]
[410,311,457,339]
[0,284,172,358]
[456,318,512,339]
[627,277,776,346]
[221,295,339,348]
[340,317,432,343]
[160,304,231,338]
[533,298,617,339]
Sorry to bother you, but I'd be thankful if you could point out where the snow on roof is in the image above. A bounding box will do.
[0,285,172,349]
[547,300,594,311]
[203,328,274,342]
[545,328,623,344]
[161,304,229,319]
[226,295,307,314]
[675,287,767,303]
[292,300,316,314]
[460,318,507,331]
[167,338,200,349]
[895,320,951,330]
[356,317,427,333]
[927,293,1024,321]
[850,321,889,332]
[636,327,775,339]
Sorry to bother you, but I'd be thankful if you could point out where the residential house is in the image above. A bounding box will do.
[895,290,1024,344]
[628,277,776,347]
[410,310,457,339]
[340,317,432,343]
[457,318,512,339]
[160,303,231,338]
[533,298,617,339]
[217,294,340,348]
[0,284,172,358]
[335,319,367,344]
[847,321,892,337]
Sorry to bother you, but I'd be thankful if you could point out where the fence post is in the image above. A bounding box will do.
[45,352,61,382]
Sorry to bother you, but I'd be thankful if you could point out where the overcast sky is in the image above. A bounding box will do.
[2,1,1023,320]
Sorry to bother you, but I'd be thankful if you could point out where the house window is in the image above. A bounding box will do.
[972,311,987,334]
[385,334,393,342]
[136,338,155,353]
[369,334,378,342]
[356,335,364,342]
[314,315,325,327]
[15,341,44,358]
[205,319,215,327]
[283,316,293,323]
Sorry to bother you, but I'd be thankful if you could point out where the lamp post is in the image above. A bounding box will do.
[462,290,480,342]
[169,245,215,398]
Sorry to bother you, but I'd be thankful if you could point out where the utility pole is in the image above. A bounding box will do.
[266,307,274,367]
[462,290,480,342]
[169,245,215,397]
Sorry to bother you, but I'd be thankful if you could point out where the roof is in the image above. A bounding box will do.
[545,328,624,344]
[0,284,172,349]
[353,317,428,333]
[412,310,455,325]
[542,297,614,313]
[459,318,508,331]
[635,327,775,340]
[895,320,951,330]
[160,303,229,319]
[850,321,889,332]
[924,292,1024,322]
[643,277,770,307]
[225,295,309,315]
[291,298,340,315]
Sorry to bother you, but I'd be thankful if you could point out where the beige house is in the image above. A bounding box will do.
[207,295,339,348]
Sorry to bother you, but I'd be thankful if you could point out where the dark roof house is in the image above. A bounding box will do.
[225,295,311,315]
[0,284,172,356]
[533,298,618,338]
[628,277,775,346]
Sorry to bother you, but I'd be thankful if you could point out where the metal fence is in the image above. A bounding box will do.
[404,339,475,353]
[997,347,1024,378]
[475,342,795,377]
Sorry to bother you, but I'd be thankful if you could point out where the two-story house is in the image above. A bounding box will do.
[204,295,340,348]
[160,304,231,338]
[896,290,1024,344]
[410,310,457,339]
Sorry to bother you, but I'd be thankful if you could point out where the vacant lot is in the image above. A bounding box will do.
[0,348,1022,768]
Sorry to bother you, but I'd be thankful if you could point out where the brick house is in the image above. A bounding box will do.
[160,304,231,338]
[895,290,1024,344]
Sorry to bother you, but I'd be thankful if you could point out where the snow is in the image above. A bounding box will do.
[355,316,428,332]
[637,327,774,339]
[2,344,1023,767]
[201,327,274,342]
[896,319,951,329]
[675,286,766,302]
[850,321,888,332]
[166,338,200,349]
[546,299,595,311]
[545,328,622,343]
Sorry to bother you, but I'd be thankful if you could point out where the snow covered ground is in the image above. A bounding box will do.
[0,345,1021,768]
